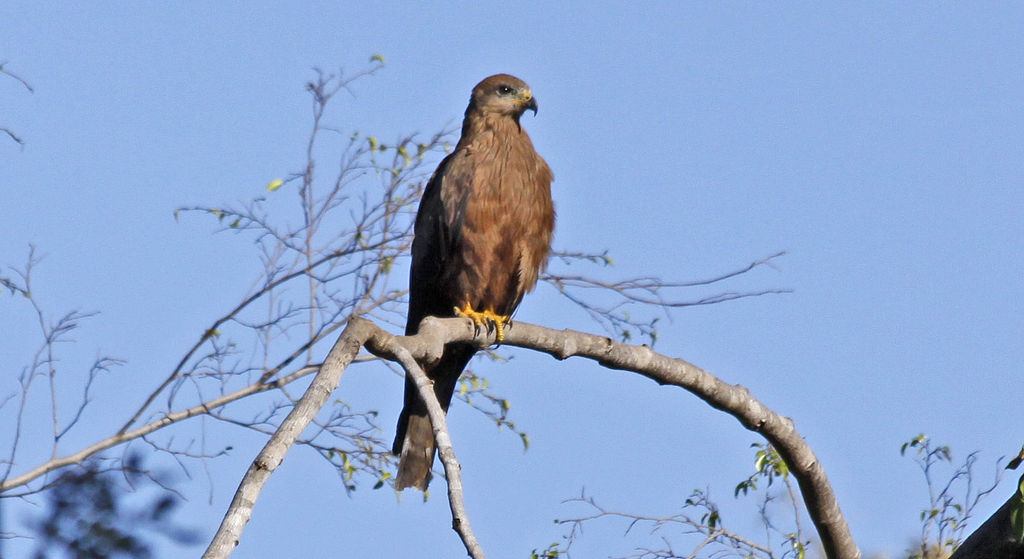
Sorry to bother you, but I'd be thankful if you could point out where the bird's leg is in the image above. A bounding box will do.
[454,303,510,342]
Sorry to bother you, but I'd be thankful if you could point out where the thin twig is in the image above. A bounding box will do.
[0,364,321,493]
[0,62,34,93]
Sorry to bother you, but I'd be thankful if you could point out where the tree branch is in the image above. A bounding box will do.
[400,316,860,559]
[557,492,773,558]
[0,364,324,494]
[203,314,860,559]
[364,324,486,558]
[202,318,371,558]
[0,62,34,93]
[542,250,791,343]
[1,61,33,147]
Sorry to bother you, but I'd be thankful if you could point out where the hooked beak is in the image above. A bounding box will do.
[525,96,538,115]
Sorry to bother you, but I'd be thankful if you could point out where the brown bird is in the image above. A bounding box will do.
[393,74,555,491]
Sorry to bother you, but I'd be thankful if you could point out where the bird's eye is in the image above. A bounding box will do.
[497,85,515,96]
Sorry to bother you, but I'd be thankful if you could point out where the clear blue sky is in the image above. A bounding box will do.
[2,3,1022,558]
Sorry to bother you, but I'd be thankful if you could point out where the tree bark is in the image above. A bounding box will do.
[207,315,865,559]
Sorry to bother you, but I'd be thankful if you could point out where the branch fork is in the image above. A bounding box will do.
[203,315,862,559]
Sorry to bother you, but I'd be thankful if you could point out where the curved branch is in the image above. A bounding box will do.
[0,62,34,93]
[382,316,861,559]
[203,315,860,559]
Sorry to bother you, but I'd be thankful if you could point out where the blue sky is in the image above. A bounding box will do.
[2,3,1022,558]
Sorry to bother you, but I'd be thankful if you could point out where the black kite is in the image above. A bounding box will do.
[393,74,555,490]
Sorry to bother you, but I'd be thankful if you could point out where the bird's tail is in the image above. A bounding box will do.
[393,413,435,491]
[393,345,475,491]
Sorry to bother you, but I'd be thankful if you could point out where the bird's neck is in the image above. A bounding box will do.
[459,109,523,147]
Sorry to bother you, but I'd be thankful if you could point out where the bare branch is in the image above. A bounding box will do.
[543,251,790,343]
[115,240,388,435]
[950,472,1024,559]
[0,364,323,493]
[368,316,861,559]
[1,127,24,146]
[0,61,34,93]
[202,313,859,558]
[202,318,371,558]
[901,434,1009,557]
[204,317,486,558]
[557,491,773,559]
[365,322,486,558]
[1,61,33,147]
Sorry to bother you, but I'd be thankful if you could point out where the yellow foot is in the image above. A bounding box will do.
[454,303,510,342]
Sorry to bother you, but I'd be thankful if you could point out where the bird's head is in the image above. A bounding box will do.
[469,74,538,120]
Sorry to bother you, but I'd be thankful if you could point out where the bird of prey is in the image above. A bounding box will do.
[393,74,555,491]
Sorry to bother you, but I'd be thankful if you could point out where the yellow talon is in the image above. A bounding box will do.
[454,303,510,342]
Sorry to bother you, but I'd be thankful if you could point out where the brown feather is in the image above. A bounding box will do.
[393,74,555,490]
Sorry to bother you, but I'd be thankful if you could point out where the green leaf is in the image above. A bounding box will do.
[791,538,806,559]
[1011,474,1024,542]
[901,433,930,456]
[342,453,355,482]
[707,510,720,531]
[266,178,284,192]
[754,452,767,472]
